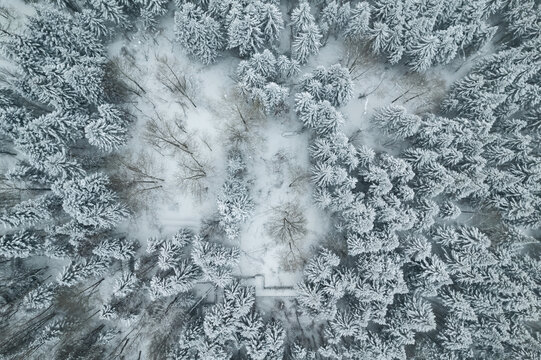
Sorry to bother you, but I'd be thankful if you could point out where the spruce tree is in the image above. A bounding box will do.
[174,3,223,64]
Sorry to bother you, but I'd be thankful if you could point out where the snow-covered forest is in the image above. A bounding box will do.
[0,0,540,359]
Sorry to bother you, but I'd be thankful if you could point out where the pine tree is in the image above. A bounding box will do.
[319,1,340,37]
[28,318,65,351]
[92,237,136,260]
[112,271,138,298]
[0,195,52,229]
[277,55,300,79]
[1,6,106,108]
[304,249,340,284]
[291,0,321,63]
[407,34,440,72]
[0,105,31,140]
[191,236,240,287]
[258,2,283,44]
[300,64,353,107]
[292,23,322,64]
[22,283,57,310]
[296,97,344,136]
[257,82,289,114]
[14,111,86,178]
[372,105,422,139]
[57,257,109,287]
[84,118,127,153]
[368,21,392,55]
[216,152,254,240]
[89,0,128,24]
[246,49,277,80]
[227,10,264,57]
[344,2,371,43]
[60,173,128,229]
[84,103,128,153]
[149,260,199,300]
[297,281,338,320]
[504,0,541,42]
[174,3,223,64]
[439,200,461,220]
[435,25,465,65]
[0,231,43,259]
[203,282,255,341]
[291,0,316,35]
[77,9,108,38]
[139,0,169,17]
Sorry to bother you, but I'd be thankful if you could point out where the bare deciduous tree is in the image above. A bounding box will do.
[267,201,309,271]
[144,111,201,165]
[143,111,210,198]
[107,151,165,209]
[266,202,308,265]
[155,55,196,110]
[175,156,210,199]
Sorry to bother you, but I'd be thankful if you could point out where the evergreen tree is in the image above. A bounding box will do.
[344,2,371,43]
[277,55,300,79]
[291,0,316,35]
[258,2,284,44]
[300,64,353,107]
[174,3,223,64]
[1,6,107,108]
[92,237,136,260]
[407,34,440,72]
[227,9,265,57]
[295,93,344,135]
[362,0,501,71]
[372,105,422,139]
[0,231,43,259]
[256,82,289,114]
[291,0,321,63]
[112,271,138,299]
[89,0,128,24]
[59,173,128,229]
[22,283,57,310]
[57,256,109,287]
[320,1,349,38]
[292,23,322,64]
[0,195,53,229]
[217,152,254,240]
[77,8,108,38]
[191,236,240,287]
[84,103,128,153]
[149,259,199,299]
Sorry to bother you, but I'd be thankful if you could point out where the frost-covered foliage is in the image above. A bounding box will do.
[217,151,254,240]
[191,235,240,287]
[78,0,169,33]
[145,229,200,299]
[296,48,541,357]
[373,101,541,229]
[340,0,501,71]
[173,0,284,61]
[299,64,353,107]
[1,1,541,359]
[174,3,224,64]
[291,0,322,63]
[236,50,297,114]
[0,6,131,358]
[84,104,129,152]
[60,173,128,229]
[169,281,285,359]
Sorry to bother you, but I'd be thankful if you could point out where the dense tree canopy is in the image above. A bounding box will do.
[0,1,540,359]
